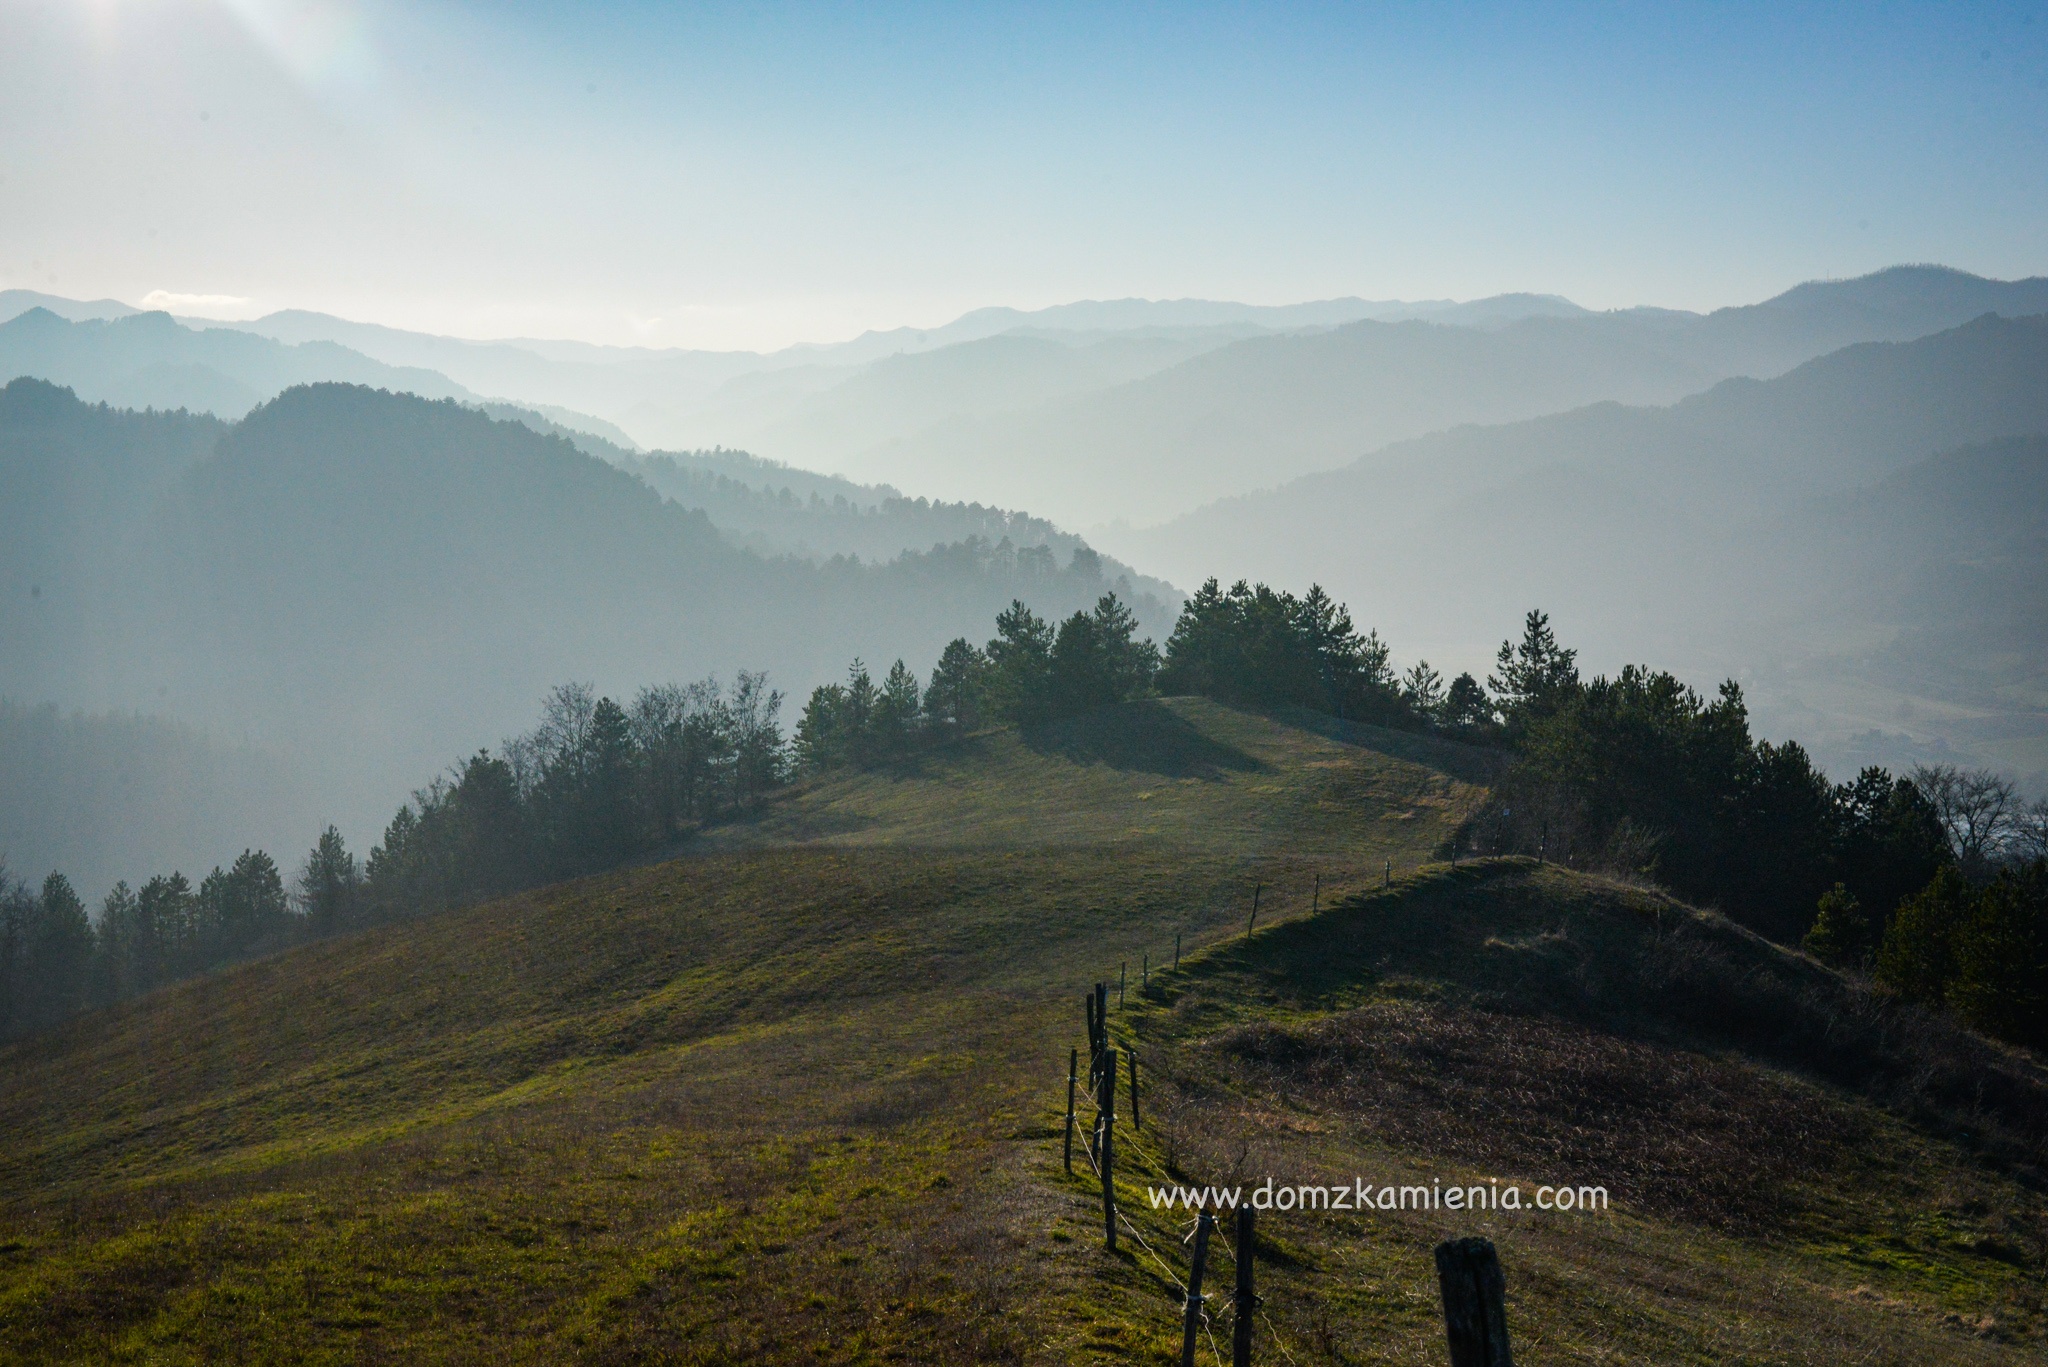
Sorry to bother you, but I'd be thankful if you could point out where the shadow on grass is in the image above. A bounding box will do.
[1017,698,1268,778]
[1262,703,1506,786]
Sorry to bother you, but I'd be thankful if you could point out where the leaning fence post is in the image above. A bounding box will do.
[1434,1237,1513,1367]
[1233,1207,1257,1367]
[1098,1046,1118,1252]
[1128,1048,1141,1131]
[1064,1047,1078,1174]
[1180,1211,1215,1367]
[1247,882,1262,937]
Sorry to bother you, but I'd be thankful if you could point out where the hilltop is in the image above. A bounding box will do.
[1,699,2041,1363]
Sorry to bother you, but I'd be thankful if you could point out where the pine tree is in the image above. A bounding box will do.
[1803,882,1874,968]
[875,660,923,753]
[297,826,362,937]
[923,638,989,737]
[986,601,1054,724]
[31,872,94,1027]
[1488,609,1581,732]
[1875,865,1975,1006]
[1949,861,2048,1047]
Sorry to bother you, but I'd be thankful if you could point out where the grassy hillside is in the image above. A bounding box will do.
[1,701,2042,1363]
[0,700,1468,1363]
[699,697,1492,858]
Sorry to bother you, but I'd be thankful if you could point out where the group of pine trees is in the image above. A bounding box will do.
[794,593,1161,766]
[1806,767,2048,1048]
[1469,611,2048,1049]
[793,579,1490,771]
[0,675,785,1039]
[0,851,290,1037]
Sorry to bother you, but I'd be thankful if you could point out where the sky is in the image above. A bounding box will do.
[2,0,2045,350]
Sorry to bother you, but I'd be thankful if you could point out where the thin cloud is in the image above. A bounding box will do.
[141,290,256,317]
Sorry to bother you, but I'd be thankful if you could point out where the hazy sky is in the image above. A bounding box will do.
[3,1,2045,350]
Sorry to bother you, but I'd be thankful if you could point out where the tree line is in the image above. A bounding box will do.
[792,578,1488,769]
[0,675,785,1039]
[1467,610,2048,1048]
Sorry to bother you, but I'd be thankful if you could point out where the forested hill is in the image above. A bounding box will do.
[0,380,1169,883]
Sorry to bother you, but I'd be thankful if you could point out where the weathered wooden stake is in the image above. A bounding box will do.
[1312,871,1320,913]
[1247,882,1262,937]
[1064,1047,1078,1174]
[1098,1046,1118,1251]
[1233,1206,1257,1367]
[1385,857,1392,889]
[1174,931,1181,969]
[1085,989,1100,1082]
[1128,1048,1141,1131]
[1434,1237,1513,1367]
[1180,1211,1215,1367]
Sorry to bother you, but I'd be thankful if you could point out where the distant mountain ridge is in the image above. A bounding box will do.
[1107,311,2048,783]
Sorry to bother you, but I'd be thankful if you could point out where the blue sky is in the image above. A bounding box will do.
[2,1,2044,347]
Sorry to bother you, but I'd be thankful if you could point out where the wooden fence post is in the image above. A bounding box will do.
[1434,1237,1513,1367]
[1128,1048,1141,1131]
[1312,872,1320,913]
[1385,858,1392,889]
[1174,931,1181,970]
[1064,1047,1077,1174]
[1180,1211,1214,1367]
[1247,882,1262,937]
[1233,1207,1256,1367]
[1098,1046,1118,1251]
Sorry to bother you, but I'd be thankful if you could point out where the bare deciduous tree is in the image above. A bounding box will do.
[1910,764,2021,873]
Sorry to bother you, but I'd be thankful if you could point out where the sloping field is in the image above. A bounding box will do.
[0,700,1468,1363]
[1,702,2042,1363]
[694,696,1493,858]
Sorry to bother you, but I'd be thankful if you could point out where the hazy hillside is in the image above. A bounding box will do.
[0,309,473,419]
[213,293,1580,433]
[832,266,2048,527]
[1,702,2036,1363]
[0,701,316,902]
[0,290,139,325]
[0,381,1174,882]
[1112,313,2048,781]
